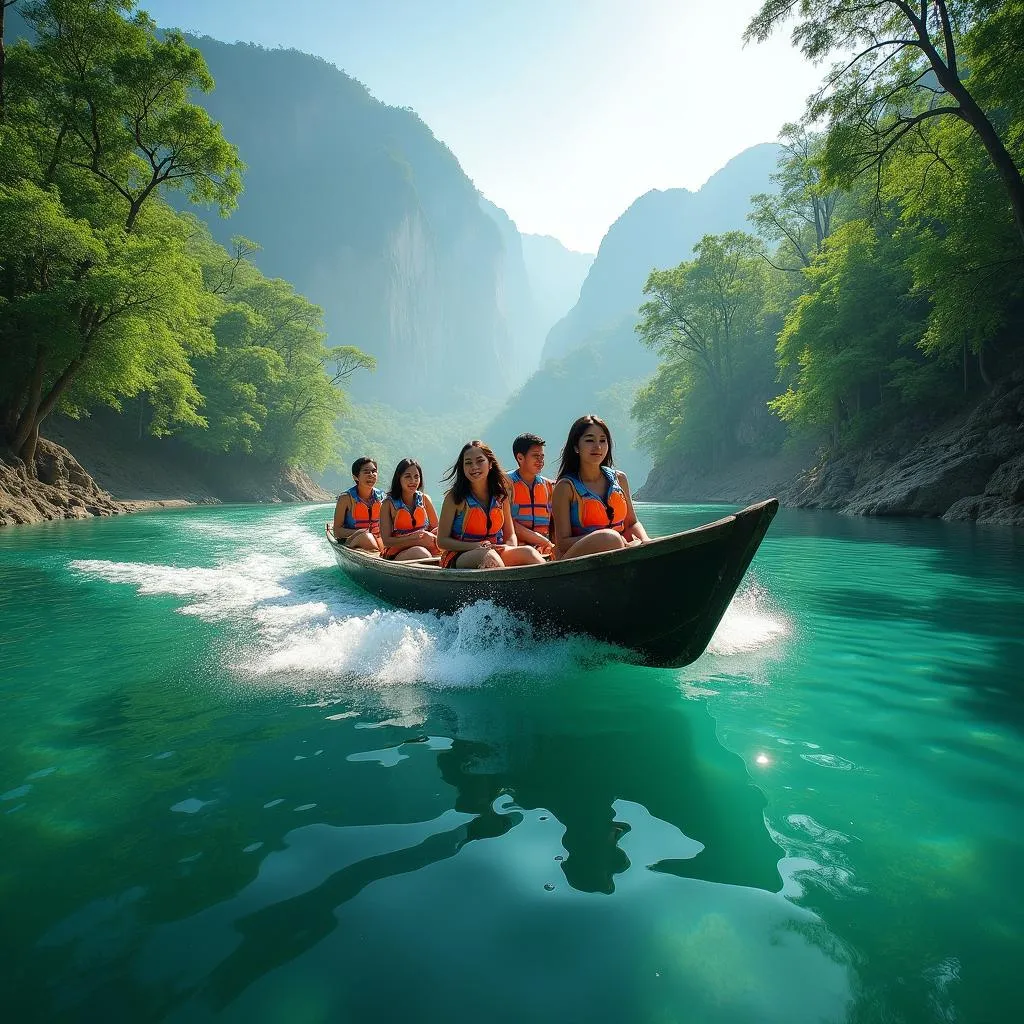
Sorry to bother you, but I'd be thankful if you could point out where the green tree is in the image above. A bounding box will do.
[745,0,1024,249]
[635,232,774,467]
[0,182,212,461]
[184,229,375,470]
[750,123,842,271]
[1,0,242,469]
[770,220,924,444]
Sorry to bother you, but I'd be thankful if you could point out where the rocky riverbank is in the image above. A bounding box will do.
[1,414,333,528]
[1,439,127,527]
[640,374,1024,527]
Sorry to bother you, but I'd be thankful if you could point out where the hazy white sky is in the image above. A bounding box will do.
[141,0,824,252]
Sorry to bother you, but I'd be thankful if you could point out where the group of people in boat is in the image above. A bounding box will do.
[332,414,650,569]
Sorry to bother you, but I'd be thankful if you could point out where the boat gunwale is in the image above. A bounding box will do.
[325,499,777,585]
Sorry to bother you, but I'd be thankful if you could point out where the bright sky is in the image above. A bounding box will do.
[141,0,824,252]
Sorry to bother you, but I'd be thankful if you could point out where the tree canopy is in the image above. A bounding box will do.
[1,0,370,474]
[633,1,1024,472]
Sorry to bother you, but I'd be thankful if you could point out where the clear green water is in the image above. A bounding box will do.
[1,503,1022,1024]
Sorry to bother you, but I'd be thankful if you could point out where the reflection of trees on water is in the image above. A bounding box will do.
[431,668,783,895]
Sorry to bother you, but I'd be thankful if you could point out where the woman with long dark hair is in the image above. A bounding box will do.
[436,441,546,569]
[551,415,649,560]
[379,457,440,561]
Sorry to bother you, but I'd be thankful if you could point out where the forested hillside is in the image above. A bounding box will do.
[187,37,532,405]
[0,0,370,522]
[636,0,1024,525]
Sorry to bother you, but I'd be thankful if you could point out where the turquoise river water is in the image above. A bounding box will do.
[1,502,1022,1024]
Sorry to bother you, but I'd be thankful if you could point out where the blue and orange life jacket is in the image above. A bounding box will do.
[343,485,384,536]
[565,467,627,537]
[451,493,504,544]
[509,470,553,538]
[389,491,428,535]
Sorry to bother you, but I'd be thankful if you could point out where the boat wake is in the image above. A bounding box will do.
[69,508,612,690]
[70,506,788,689]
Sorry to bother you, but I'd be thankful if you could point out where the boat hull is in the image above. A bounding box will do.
[327,499,778,668]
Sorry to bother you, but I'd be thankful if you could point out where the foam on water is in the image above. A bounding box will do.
[71,507,788,689]
[706,582,790,656]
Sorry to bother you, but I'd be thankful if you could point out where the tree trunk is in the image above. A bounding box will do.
[18,423,40,471]
[11,350,46,453]
[978,345,993,388]
[922,29,1024,251]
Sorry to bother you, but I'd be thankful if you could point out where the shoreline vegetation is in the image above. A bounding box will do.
[1,3,371,529]
[3,2,1023,530]
[1,402,334,528]
[631,3,1024,529]
[3,373,1021,527]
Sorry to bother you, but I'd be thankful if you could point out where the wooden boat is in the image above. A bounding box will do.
[326,498,779,668]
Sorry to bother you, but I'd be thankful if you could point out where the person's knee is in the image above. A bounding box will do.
[481,549,503,569]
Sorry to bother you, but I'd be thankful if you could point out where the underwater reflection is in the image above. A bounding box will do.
[428,667,784,895]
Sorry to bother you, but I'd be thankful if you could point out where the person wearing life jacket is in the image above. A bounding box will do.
[436,440,546,570]
[508,432,554,557]
[332,456,384,553]
[379,457,440,561]
[551,415,650,560]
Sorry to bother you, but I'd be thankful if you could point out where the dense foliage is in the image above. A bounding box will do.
[633,0,1024,470]
[0,0,370,473]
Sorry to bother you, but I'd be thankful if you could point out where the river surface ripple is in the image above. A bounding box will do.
[1,502,1022,1024]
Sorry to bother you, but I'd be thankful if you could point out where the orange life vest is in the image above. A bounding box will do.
[389,492,428,535]
[343,486,384,536]
[565,468,627,537]
[451,493,504,544]
[509,471,553,538]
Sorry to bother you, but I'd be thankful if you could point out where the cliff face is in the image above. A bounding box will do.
[189,39,518,405]
[783,375,1024,526]
[542,144,781,362]
[639,375,1024,527]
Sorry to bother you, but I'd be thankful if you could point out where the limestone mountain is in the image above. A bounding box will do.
[479,201,596,382]
[543,143,781,362]
[520,234,594,359]
[184,37,527,407]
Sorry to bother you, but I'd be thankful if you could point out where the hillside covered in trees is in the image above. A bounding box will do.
[635,0,1024,525]
[0,0,373,522]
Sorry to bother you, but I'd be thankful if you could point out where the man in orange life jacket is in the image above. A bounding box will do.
[509,433,554,556]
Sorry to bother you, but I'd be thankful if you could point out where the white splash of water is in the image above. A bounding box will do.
[71,508,786,689]
[71,509,608,689]
[706,582,790,655]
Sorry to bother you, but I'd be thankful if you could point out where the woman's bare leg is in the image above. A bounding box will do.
[499,546,545,567]
[450,548,504,569]
[345,529,380,553]
[394,546,433,561]
[561,529,627,560]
